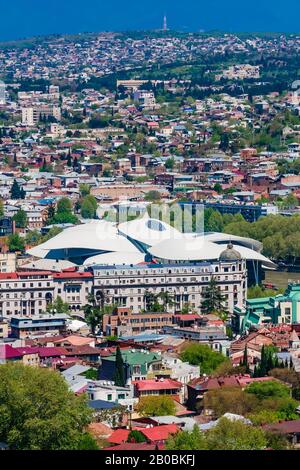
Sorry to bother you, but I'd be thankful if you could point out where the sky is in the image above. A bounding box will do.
[0,0,300,41]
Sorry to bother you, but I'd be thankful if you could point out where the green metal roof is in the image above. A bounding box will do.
[104,350,161,365]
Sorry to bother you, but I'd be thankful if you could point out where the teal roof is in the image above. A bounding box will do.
[104,350,161,366]
[247,297,272,305]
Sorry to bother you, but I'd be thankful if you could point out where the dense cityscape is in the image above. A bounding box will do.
[2,26,300,453]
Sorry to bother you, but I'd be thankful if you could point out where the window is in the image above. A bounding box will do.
[107,394,112,401]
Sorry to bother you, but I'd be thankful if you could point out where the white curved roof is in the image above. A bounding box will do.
[84,251,146,266]
[203,232,263,251]
[28,221,141,258]
[118,215,181,248]
[27,219,274,269]
[149,236,275,268]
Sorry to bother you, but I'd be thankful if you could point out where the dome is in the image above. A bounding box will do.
[219,243,242,261]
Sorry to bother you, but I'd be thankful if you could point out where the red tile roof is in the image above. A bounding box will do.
[174,314,199,321]
[53,272,93,279]
[263,419,300,434]
[188,374,276,391]
[140,424,179,442]
[133,379,182,392]
[64,345,100,356]
[0,344,23,359]
[0,345,69,360]
[108,428,132,444]
[37,347,68,357]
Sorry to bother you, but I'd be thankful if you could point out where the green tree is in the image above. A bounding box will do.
[113,346,126,387]
[57,197,72,214]
[81,195,97,219]
[49,197,78,225]
[157,291,175,311]
[219,133,230,152]
[0,362,96,450]
[25,230,41,246]
[213,183,223,194]
[281,193,299,210]
[10,180,25,200]
[246,380,290,400]
[46,295,69,314]
[165,157,175,170]
[203,387,259,418]
[67,150,72,167]
[8,233,25,252]
[205,417,267,450]
[136,396,176,417]
[12,209,28,229]
[200,276,226,315]
[127,430,147,443]
[83,305,103,334]
[206,211,224,232]
[166,425,206,450]
[79,184,91,197]
[144,190,161,202]
[166,419,267,450]
[180,343,228,374]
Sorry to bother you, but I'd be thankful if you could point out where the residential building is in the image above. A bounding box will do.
[233,283,300,332]
[99,349,163,383]
[10,313,68,338]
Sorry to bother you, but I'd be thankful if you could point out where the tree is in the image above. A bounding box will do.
[57,197,72,214]
[281,193,299,210]
[83,305,103,334]
[180,343,228,374]
[165,157,175,170]
[203,387,259,418]
[200,276,226,315]
[12,209,28,229]
[67,150,72,167]
[113,346,126,387]
[8,233,25,252]
[206,210,224,232]
[256,346,278,377]
[166,425,206,450]
[246,380,291,400]
[47,204,55,222]
[144,190,161,202]
[25,230,41,246]
[205,417,267,450]
[213,183,223,194]
[81,195,97,219]
[213,362,246,378]
[0,362,97,450]
[10,180,25,200]
[166,419,267,450]
[48,197,78,225]
[157,291,175,311]
[136,396,176,417]
[270,368,300,389]
[0,199,4,218]
[79,184,91,197]
[46,296,69,314]
[219,133,230,152]
[127,430,147,443]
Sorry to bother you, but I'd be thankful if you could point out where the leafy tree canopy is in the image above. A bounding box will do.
[136,395,176,417]
[0,363,97,450]
[180,343,228,374]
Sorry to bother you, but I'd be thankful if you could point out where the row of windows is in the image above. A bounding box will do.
[2,282,51,288]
